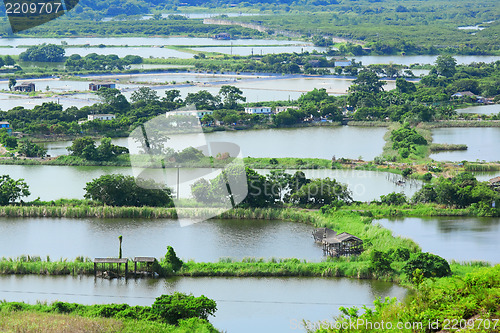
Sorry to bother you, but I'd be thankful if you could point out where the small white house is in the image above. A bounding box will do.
[451,91,476,98]
[334,60,352,67]
[275,106,299,113]
[167,110,213,119]
[244,107,272,114]
[88,114,116,121]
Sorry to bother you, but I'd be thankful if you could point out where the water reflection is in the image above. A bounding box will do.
[377,217,500,263]
[0,217,321,261]
[430,127,500,162]
[456,104,500,115]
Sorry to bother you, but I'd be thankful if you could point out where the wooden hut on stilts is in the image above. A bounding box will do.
[313,227,363,257]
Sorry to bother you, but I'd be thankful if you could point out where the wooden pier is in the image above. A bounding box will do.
[313,227,363,257]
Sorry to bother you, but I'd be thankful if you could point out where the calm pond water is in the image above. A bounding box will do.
[0,94,94,110]
[43,126,388,160]
[0,78,141,92]
[377,217,500,263]
[456,104,500,115]
[0,217,321,261]
[0,275,407,333]
[473,171,500,182]
[430,127,500,162]
[139,126,388,160]
[1,164,417,202]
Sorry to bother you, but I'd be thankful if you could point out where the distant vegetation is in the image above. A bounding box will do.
[2,18,265,39]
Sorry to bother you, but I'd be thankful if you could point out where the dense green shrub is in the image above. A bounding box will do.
[379,192,407,205]
[151,293,217,325]
[422,172,433,182]
[403,252,451,279]
[369,250,392,272]
[164,246,183,272]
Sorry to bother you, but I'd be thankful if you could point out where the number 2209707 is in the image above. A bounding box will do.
[5,2,63,14]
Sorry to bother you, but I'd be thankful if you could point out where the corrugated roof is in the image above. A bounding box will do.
[313,228,362,245]
[489,176,500,184]
[94,258,128,263]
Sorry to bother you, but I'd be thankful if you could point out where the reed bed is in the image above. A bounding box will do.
[0,206,177,218]
[465,163,500,172]
[0,257,94,275]
[429,143,468,152]
[179,259,380,280]
[422,120,500,128]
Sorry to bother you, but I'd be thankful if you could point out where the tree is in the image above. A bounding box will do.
[0,130,17,149]
[95,87,130,112]
[290,178,352,207]
[218,85,246,109]
[18,140,47,157]
[19,44,65,62]
[164,89,182,104]
[319,103,343,121]
[8,77,16,91]
[349,70,386,94]
[131,87,160,104]
[298,88,330,105]
[380,192,407,205]
[185,90,220,110]
[84,174,173,207]
[402,252,451,278]
[0,175,30,205]
[370,250,392,272]
[67,137,95,157]
[191,166,277,208]
[4,56,15,66]
[164,246,183,271]
[396,78,416,94]
[68,137,128,161]
[151,293,217,325]
[412,185,438,203]
[435,55,457,78]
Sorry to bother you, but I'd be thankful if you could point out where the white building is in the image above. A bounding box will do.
[244,107,272,114]
[334,60,352,67]
[275,106,299,113]
[87,114,116,121]
[167,110,213,119]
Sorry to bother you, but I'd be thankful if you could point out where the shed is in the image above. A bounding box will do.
[93,258,128,278]
[89,82,116,91]
[133,257,157,276]
[14,82,35,92]
[489,176,500,188]
[313,227,363,257]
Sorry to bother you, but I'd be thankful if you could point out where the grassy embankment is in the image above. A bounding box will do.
[0,300,217,333]
[1,153,499,184]
[0,207,494,280]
